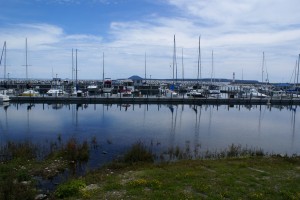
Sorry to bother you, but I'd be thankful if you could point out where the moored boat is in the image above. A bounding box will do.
[47,89,67,96]
[21,89,39,97]
[187,89,205,98]
[0,93,10,103]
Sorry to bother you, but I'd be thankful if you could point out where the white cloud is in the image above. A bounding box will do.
[1,1,300,82]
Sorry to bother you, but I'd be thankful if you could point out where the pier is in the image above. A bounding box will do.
[9,96,300,105]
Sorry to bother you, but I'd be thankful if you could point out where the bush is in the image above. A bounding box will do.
[55,179,86,198]
[63,138,89,162]
[123,141,154,164]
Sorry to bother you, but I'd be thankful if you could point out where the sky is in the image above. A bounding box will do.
[0,0,300,82]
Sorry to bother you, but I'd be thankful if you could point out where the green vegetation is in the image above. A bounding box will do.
[0,137,90,199]
[52,142,300,200]
[55,179,86,198]
[1,140,300,199]
[65,156,300,200]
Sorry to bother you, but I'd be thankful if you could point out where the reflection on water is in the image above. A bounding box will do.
[0,103,299,167]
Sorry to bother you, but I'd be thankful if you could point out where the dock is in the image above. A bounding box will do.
[9,96,300,105]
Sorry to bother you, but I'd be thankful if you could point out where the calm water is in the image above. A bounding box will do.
[0,103,299,167]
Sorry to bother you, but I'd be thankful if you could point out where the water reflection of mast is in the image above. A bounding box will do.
[178,105,184,132]
[168,105,178,147]
[193,105,202,146]
[257,105,267,136]
[4,104,9,132]
[143,104,146,127]
[71,104,79,127]
[207,105,212,134]
[290,105,297,146]
[26,103,34,134]
[0,104,10,133]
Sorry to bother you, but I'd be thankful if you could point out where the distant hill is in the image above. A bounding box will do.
[128,75,143,80]
[125,76,260,84]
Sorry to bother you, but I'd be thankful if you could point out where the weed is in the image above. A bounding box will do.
[63,138,89,163]
[123,141,154,164]
[55,179,86,198]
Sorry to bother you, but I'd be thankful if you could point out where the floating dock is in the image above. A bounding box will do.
[9,96,300,105]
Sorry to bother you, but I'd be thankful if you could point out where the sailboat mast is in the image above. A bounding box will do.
[297,54,300,86]
[72,49,74,85]
[182,48,184,81]
[102,52,105,83]
[211,50,214,84]
[144,52,146,83]
[25,38,28,81]
[262,52,265,84]
[173,35,175,85]
[4,42,6,80]
[197,35,201,82]
[75,49,78,91]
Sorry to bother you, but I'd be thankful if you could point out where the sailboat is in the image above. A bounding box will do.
[101,53,113,93]
[187,36,205,98]
[206,50,221,97]
[20,38,39,97]
[165,35,178,98]
[0,91,10,103]
[0,41,10,102]
[72,49,83,97]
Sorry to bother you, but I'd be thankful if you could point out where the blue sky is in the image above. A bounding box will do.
[1,0,300,82]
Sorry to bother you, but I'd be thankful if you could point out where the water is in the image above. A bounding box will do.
[0,103,299,168]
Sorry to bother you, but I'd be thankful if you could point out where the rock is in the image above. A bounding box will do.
[83,184,99,191]
[35,194,47,200]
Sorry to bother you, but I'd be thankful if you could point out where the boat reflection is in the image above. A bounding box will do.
[0,103,299,158]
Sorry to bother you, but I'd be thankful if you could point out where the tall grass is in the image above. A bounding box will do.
[123,141,154,164]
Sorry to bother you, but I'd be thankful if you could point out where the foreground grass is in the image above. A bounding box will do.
[62,156,300,200]
[1,140,300,199]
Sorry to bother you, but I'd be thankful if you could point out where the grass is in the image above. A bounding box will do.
[54,142,300,200]
[68,156,300,200]
[1,140,300,199]
[0,138,90,199]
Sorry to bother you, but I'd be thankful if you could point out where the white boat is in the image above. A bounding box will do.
[72,89,84,97]
[87,84,98,91]
[165,89,178,98]
[250,88,268,98]
[242,88,268,98]
[21,89,39,97]
[102,78,113,93]
[47,77,68,96]
[187,89,204,98]
[47,89,67,96]
[118,90,132,97]
[122,79,135,92]
[271,90,288,99]
[0,93,10,103]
